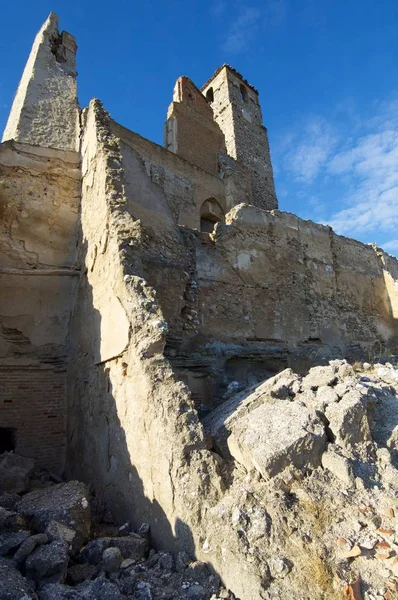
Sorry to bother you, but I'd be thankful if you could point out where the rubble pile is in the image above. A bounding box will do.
[0,454,229,600]
[1,359,398,599]
[204,360,398,599]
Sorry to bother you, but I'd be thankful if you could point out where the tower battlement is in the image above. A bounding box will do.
[202,65,277,210]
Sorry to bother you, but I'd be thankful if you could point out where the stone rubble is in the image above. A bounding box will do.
[203,359,398,599]
[0,456,233,600]
[1,359,398,599]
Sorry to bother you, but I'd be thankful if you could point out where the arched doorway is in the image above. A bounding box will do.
[200,198,224,233]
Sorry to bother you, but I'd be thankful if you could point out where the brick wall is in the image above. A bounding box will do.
[0,366,66,474]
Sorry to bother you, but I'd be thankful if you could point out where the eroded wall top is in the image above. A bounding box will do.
[2,13,79,152]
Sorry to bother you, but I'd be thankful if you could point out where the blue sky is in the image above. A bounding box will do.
[1,0,397,255]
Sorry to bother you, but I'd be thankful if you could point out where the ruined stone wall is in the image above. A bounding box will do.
[2,13,79,151]
[0,141,80,472]
[67,101,273,599]
[202,66,278,211]
[170,206,398,406]
[112,121,227,231]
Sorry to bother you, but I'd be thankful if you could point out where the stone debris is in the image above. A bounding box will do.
[0,455,232,599]
[1,360,398,599]
[203,360,398,599]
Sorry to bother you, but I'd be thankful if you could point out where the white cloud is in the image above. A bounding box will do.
[383,239,398,253]
[222,6,261,54]
[218,1,287,54]
[281,117,339,183]
[276,97,398,251]
[211,0,227,17]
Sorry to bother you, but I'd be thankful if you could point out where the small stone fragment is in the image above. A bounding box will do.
[341,545,362,559]
[13,532,48,565]
[102,546,122,573]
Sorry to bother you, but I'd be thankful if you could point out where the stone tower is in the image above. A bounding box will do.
[201,65,278,211]
[2,12,79,151]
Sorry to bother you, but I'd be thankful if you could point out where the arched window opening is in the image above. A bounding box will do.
[200,198,224,233]
[206,87,214,103]
[240,84,248,103]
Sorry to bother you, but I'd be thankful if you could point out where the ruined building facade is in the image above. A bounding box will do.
[0,14,397,598]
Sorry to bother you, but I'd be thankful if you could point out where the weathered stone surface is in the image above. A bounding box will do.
[321,448,354,486]
[302,365,338,390]
[2,13,79,151]
[13,533,48,565]
[325,390,372,450]
[81,534,148,564]
[0,507,25,532]
[227,400,326,478]
[0,530,29,556]
[0,561,38,599]
[25,539,69,584]
[39,583,80,599]
[368,390,398,452]
[45,520,77,547]
[78,578,124,600]
[102,546,122,573]
[0,452,35,494]
[17,481,90,553]
[203,369,299,456]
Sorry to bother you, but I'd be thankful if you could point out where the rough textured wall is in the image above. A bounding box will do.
[202,66,278,211]
[169,205,398,406]
[165,77,226,176]
[2,13,79,151]
[67,101,275,599]
[0,140,80,472]
[66,101,398,600]
[112,121,227,230]
[0,367,66,472]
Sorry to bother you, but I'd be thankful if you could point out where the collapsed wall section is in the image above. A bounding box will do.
[67,100,275,599]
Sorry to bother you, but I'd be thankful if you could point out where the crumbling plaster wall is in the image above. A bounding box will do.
[67,101,272,599]
[0,140,80,472]
[2,13,79,152]
[112,121,227,231]
[171,206,398,404]
[96,118,398,409]
[196,206,398,351]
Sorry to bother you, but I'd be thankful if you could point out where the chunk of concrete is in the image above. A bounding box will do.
[227,400,326,478]
[13,533,48,565]
[45,520,77,548]
[0,452,35,494]
[367,392,398,452]
[17,481,90,553]
[81,534,148,564]
[0,561,38,599]
[321,448,354,486]
[204,369,299,457]
[0,530,29,556]
[25,539,69,585]
[302,365,338,390]
[325,390,371,451]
